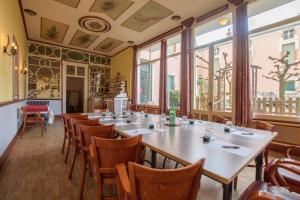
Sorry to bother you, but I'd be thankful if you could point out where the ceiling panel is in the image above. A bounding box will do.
[90,0,134,20]
[40,17,69,43]
[94,37,124,52]
[69,29,99,48]
[54,0,81,8]
[21,0,228,56]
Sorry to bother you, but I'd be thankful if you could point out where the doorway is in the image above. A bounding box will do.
[63,61,88,113]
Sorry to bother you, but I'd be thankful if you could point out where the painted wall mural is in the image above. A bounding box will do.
[122,0,173,32]
[27,42,111,99]
[94,37,124,53]
[90,0,134,20]
[41,17,69,43]
[69,30,99,48]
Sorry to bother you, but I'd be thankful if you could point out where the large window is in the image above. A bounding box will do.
[166,34,181,108]
[248,0,300,116]
[193,12,233,114]
[137,43,161,105]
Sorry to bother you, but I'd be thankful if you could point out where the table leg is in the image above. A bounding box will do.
[151,150,157,168]
[222,182,232,200]
[255,152,263,181]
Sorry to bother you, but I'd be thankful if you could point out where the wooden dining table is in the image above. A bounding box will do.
[86,112,277,200]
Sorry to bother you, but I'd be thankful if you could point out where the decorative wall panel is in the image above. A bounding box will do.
[62,48,89,63]
[89,65,111,96]
[27,41,112,99]
[28,56,61,99]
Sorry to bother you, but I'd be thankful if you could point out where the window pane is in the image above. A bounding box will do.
[194,13,233,47]
[250,21,300,115]
[137,48,150,64]
[212,41,233,112]
[150,42,161,60]
[248,0,300,31]
[67,65,75,75]
[167,55,181,108]
[167,34,181,56]
[137,61,160,105]
[194,47,209,110]
[77,67,85,76]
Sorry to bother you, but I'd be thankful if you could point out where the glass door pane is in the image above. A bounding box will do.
[212,41,233,112]
[194,47,210,111]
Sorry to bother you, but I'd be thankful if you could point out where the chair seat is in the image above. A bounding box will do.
[238,181,300,200]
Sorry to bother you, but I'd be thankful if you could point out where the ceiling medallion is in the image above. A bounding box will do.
[78,16,111,33]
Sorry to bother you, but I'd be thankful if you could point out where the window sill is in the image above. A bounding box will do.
[253,113,300,124]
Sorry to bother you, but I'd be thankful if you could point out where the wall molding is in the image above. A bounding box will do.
[0,128,20,171]
[0,99,26,108]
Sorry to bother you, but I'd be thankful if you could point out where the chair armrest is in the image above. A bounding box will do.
[285,146,300,159]
[116,163,131,197]
[248,191,284,200]
[278,158,300,166]
[268,162,300,190]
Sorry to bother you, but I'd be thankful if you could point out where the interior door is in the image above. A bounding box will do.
[63,61,88,113]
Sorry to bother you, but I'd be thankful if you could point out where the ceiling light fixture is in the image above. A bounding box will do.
[127,41,134,45]
[171,15,181,21]
[24,9,37,16]
[219,18,230,26]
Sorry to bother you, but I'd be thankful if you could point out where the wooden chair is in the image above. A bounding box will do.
[264,158,300,194]
[20,106,45,137]
[78,125,118,200]
[145,107,160,114]
[89,135,144,200]
[61,113,82,154]
[63,114,88,163]
[234,121,276,190]
[188,112,197,119]
[116,159,205,200]
[68,118,100,180]
[238,181,300,200]
[214,115,229,124]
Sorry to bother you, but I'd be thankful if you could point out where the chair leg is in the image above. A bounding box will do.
[68,146,79,180]
[264,149,269,166]
[175,162,179,168]
[20,122,27,138]
[234,176,238,190]
[78,156,87,200]
[61,133,67,154]
[162,156,168,168]
[40,121,44,136]
[64,138,71,163]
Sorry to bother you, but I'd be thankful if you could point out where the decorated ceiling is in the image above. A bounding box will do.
[21,0,228,56]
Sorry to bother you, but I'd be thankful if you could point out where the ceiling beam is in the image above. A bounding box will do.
[196,4,229,23]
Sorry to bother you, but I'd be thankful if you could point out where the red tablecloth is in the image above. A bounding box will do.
[26,105,48,112]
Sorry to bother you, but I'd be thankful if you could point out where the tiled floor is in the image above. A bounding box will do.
[0,120,277,200]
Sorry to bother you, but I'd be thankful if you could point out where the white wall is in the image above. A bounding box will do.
[0,100,26,156]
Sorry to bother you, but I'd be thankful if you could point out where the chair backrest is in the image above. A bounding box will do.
[90,135,142,168]
[127,159,205,200]
[145,107,160,115]
[71,118,100,139]
[65,114,88,133]
[188,113,196,119]
[256,121,275,132]
[214,115,229,124]
[79,124,116,151]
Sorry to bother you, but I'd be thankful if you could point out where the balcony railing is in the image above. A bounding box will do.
[255,97,300,116]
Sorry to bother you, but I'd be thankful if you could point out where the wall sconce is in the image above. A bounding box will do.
[20,60,28,75]
[3,35,18,56]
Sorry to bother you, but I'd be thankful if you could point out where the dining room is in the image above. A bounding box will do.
[0,0,300,200]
